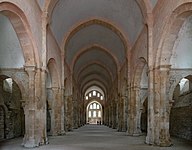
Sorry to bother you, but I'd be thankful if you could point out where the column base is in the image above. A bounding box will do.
[125,131,141,136]
[60,130,66,136]
[39,137,49,145]
[133,133,141,137]
[145,135,154,145]
[125,131,132,136]
[22,137,38,148]
[159,140,172,147]
[51,130,66,136]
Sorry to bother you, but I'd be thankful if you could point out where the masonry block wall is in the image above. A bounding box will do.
[0,76,24,140]
[170,90,192,141]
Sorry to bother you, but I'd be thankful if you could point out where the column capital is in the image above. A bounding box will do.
[131,86,140,90]
[51,86,60,90]
[155,65,171,71]
[41,66,48,73]
[24,65,36,75]
[42,11,48,21]
[146,13,153,27]
[20,99,26,107]
[24,65,36,70]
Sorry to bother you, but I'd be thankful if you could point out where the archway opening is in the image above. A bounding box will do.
[0,106,5,139]
[141,97,148,133]
[0,75,25,141]
[86,101,103,125]
[46,58,60,135]
[170,76,192,141]
[46,71,52,135]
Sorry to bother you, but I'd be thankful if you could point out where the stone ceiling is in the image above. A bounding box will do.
[48,0,156,95]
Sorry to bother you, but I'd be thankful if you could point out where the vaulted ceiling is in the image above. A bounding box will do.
[47,0,155,96]
[0,0,158,96]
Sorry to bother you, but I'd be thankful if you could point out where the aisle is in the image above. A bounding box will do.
[0,125,191,150]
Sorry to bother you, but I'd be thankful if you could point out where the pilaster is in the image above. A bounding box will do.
[22,66,37,148]
[51,87,64,135]
[158,65,172,146]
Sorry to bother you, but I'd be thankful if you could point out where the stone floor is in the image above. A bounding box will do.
[0,125,191,150]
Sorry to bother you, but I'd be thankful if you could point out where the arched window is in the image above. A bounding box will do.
[89,111,92,117]
[89,93,92,97]
[98,111,101,117]
[179,78,189,95]
[87,101,102,124]
[93,103,96,109]
[3,78,13,93]
[93,111,96,117]
[97,93,100,97]
[93,90,96,96]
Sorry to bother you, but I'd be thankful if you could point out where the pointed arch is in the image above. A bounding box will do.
[156,2,192,68]
[0,2,40,67]
[133,57,148,87]
[63,18,129,53]
[71,44,120,72]
[47,58,60,88]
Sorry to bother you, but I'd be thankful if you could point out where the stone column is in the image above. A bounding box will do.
[122,95,127,132]
[146,13,155,145]
[63,94,67,131]
[106,105,109,126]
[73,99,78,129]
[82,98,86,125]
[126,86,131,135]
[158,66,172,146]
[80,100,84,126]
[66,95,73,131]
[133,86,142,136]
[127,86,135,135]
[112,100,116,129]
[145,68,155,145]
[36,9,49,145]
[51,87,63,135]
[108,103,112,128]
[116,99,118,128]
[23,66,37,148]
[124,90,128,132]
[118,95,124,131]
[37,68,48,145]
[60,86,66,135]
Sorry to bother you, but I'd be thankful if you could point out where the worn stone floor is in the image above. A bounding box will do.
[0,125,191,150]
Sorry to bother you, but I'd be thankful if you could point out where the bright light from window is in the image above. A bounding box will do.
[89,111,92,117]
[100,96,103,100]
[86,96,88,100]
[98,111,101,117]
[93,91,96,96]
[89,93,92,97]
[93,103,96,109]
[179,78,189,94]
[179,78,188,89]
[97,104,100,109]
[97,93,100,97]
[3,78,13,93]
[93,111,96,117]
[90,104,93,109]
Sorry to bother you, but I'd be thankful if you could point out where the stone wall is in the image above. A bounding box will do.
[170,106,192,140]
[141,98,147,133]
[0,76,24,140]
[0,106,5,139]
[170,92,192,141]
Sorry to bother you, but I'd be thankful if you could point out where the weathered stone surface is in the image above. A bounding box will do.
[0,0,192,148]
